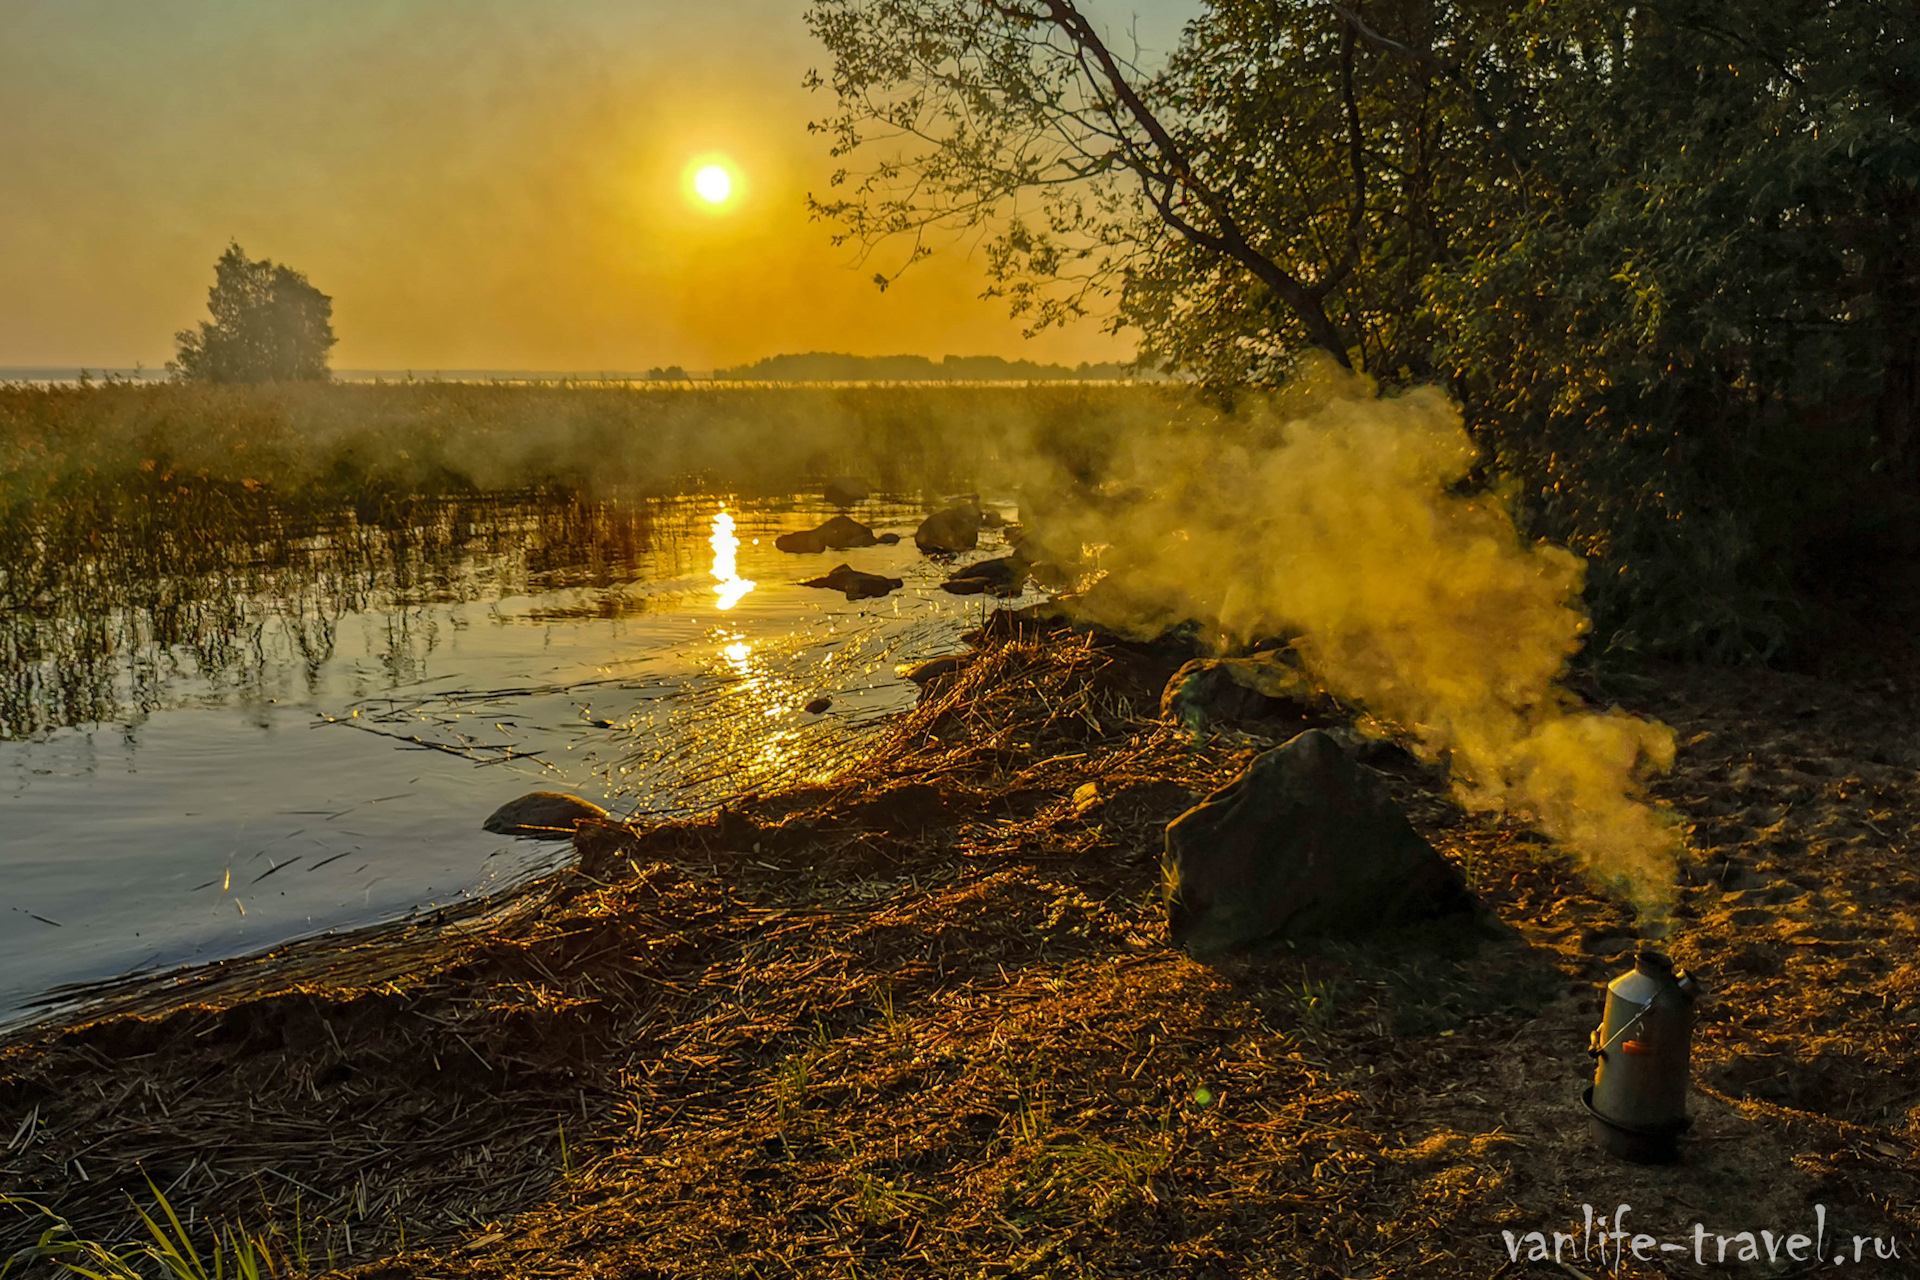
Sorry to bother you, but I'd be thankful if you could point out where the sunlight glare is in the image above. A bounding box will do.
[709,508,755,610]
[694,165,733,204]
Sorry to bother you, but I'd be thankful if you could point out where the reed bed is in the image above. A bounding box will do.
[0,381,1182,511]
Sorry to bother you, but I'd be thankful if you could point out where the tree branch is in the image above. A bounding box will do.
[1325,0,1529,177]
[1026,0,1355,364]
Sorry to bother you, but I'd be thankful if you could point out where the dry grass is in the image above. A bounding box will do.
[3,616,1919,1278]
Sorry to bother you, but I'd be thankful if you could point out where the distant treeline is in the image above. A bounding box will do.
[710,352,1136,382]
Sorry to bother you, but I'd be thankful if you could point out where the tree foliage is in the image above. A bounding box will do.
[170,243,336,384]
[806,0,1920,658]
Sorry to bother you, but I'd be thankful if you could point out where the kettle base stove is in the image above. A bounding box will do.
[1581,1084,1691,1163]
[1585,950,1703,1165]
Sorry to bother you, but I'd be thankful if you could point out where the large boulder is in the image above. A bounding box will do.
[1163,729,1475,954]
[801,563,904,600]
[915,503,982,554]
[775,514,880,554]
[484,791,611,839]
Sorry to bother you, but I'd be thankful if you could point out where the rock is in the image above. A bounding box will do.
[800,563,905,600]
[824,476,870,506]
[901,654,972,687]
[1323,724,1424,772]
[1163,729,1476,954]
[483,791,611,839]
[876,532,902,545]
[1161,655,1315,731]
[775,514,880,554]
[914,503,981,554]
[804,696,832,714]
[941,555,1027,596]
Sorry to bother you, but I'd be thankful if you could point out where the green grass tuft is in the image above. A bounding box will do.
[2,1181,283,1280]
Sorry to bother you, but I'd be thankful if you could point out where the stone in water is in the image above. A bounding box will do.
[483,792,611,839]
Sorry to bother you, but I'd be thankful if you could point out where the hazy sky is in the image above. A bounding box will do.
[1,1,1194,370]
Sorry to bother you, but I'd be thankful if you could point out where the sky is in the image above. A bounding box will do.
[0,0,1195,371]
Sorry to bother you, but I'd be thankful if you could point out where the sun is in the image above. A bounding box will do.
[678,152,745,217]
[693,164,732,205]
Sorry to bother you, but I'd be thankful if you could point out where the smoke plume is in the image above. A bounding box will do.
[1026,356,1683,921]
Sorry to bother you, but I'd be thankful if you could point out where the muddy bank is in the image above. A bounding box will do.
[3,620,1919,1278]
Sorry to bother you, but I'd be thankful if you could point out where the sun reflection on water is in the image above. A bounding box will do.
[709,508,755,610]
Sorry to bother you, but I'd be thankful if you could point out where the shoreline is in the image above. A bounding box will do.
[0,870,560,1043]
[3,619,1918,1278]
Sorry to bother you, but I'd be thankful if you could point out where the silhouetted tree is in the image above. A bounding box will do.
[170,242,336,383]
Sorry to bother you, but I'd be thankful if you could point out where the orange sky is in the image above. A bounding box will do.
[0,1,1191,371]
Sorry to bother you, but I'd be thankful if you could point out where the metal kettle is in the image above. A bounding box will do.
[1583,950,1703,1163]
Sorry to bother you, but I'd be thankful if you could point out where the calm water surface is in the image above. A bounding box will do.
[0,490,1021,1023]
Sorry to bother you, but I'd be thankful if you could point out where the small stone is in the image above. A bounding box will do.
[483,791,611,839]
[901,654,971,686]
[914,503,981,554]
[804,696,832,714]
[1161,655,1315,731]
[774,514,880,554]
[799,563,904,600]
[942,555,1027,595]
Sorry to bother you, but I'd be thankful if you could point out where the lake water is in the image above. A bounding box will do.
[0,490,1021,1024]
